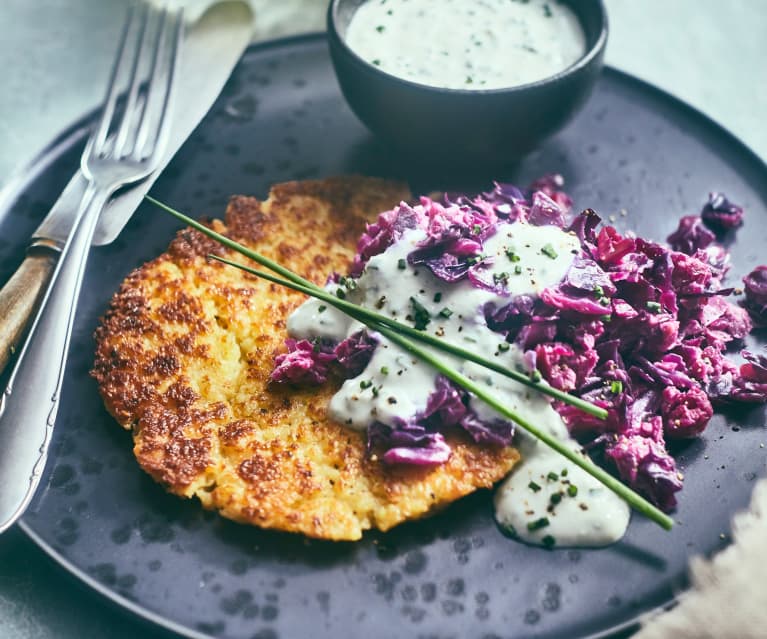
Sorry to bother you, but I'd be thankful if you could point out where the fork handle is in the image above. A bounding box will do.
[0,184,109,533]
[0,248,59,376]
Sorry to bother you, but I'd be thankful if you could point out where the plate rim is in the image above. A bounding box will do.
[7,31,767,639]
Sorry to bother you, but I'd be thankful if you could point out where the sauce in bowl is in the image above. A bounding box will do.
[345,0,587,90]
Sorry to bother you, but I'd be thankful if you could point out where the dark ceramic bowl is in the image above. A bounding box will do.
[327,0,608,171]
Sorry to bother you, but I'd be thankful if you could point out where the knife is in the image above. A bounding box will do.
[0,0,253,535]
[0,0,253,375]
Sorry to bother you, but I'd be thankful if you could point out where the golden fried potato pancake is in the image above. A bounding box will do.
[92,176,519,540]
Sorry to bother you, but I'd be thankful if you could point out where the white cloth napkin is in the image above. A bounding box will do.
[636,478,767,638]
[157,0,327,41]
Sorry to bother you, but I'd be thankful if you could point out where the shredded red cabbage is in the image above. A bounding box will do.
[422,376,515,447]
[743,265,767,325]
[661,385,713,438]
[563,255,616,295]
[700,192,744,233]
[350,202,425,277]
[667,215,715,255]
[270,339,335,386]
[334,331,378,377]
[368,421,452,466]
[512,202,763,510]
[270,178,766,513]
[731,350,767,403]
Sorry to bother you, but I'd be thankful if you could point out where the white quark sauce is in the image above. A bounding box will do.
[494,421,630,547]
[287,220,630,547]
[344,0,587,90]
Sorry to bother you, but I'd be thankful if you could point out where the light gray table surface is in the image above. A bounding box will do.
[0,1,765,638]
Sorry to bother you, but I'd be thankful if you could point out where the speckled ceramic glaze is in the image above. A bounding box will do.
[1,35,765,639]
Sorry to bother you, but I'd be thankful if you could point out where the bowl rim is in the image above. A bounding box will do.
[327,0,609,96]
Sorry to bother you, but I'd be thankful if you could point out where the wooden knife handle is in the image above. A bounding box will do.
[0,248,58,375]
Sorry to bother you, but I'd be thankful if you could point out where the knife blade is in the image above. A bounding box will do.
[32,0,254,248]
[0,0,252,376]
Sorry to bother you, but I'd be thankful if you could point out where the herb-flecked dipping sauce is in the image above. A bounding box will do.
[344,0,587,90]
[287,218,630,547]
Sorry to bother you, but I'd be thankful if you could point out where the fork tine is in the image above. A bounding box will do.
[112,2,155,158]
[90,3,146,156]
[134,6,184,160]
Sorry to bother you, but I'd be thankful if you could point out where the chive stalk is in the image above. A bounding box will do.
[147,195,606,419]
[147,196,673,531]
[211,253,607,420]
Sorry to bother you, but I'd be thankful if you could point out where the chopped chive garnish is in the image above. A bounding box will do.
[530,370,542,383]
[498,342,510,352]
[541,243,558,259]
[593,285,604,297]
[397,258,407,270]
[371,385,380,397]
[433,292,442,303]
[360,380,373,390]
[567,485,579,497]
[372,59,381,66]
[527,517,550,531]
[528,481,541,492]
[646,301,662,313]
[336,288,346,299]
[472,224,482,235]
[599,296,610,306]
[493,272,509,285]
[542,535,556,548]
[438,307,453,319]
[505,248,521,262]
[610,380,623,394]
[376,25,385,33]
[561,468,568,477]
[318,305,327,313]
[550,493,562,505]
[601,314,612,322]
[410,297,431,330]
[514,264,523,275]
[380,366,389,375]
[547,471,559,481]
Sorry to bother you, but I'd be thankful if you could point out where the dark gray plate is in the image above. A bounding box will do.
[1,34,766,639]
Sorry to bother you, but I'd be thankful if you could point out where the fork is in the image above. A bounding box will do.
[0,1,183,533]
